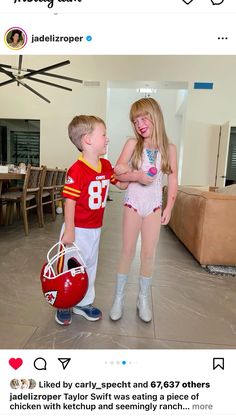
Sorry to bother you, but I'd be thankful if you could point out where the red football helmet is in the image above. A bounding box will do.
[40,241,88,309]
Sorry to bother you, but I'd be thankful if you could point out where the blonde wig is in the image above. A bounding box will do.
[129,98,171,174]
[68,115,105,152]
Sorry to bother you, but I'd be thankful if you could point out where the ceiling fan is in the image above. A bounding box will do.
[0,55,83,104]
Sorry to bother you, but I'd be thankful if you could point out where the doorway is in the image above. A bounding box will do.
[216,122,236,187]
[0,119,40,166]
[226,128,236,185]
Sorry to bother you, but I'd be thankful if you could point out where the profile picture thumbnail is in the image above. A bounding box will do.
[10,379,20,390]
[5,27,27,50]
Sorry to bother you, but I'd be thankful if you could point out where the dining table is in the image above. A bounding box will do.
[0,172,25,195]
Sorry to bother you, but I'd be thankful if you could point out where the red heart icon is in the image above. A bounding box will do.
[9,358,23,370]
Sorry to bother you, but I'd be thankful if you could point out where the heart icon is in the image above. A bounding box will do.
[182,0,194,4]
[9,358,23,370]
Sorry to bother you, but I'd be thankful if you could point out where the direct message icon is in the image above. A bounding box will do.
[58,358,71,370]
[213,357,224,370]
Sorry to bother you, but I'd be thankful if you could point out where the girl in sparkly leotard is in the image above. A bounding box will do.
[110,98,178,323]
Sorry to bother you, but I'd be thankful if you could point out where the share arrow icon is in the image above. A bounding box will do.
[58,358,71,370]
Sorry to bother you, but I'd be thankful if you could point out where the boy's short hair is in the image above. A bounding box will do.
[68,115,105,152]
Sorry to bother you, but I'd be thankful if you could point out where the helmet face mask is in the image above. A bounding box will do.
[40,242,88,309]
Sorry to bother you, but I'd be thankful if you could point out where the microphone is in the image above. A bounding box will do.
[147,167,157,177]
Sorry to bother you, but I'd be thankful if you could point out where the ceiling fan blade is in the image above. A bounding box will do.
[18,60,70,80]
[0,62,83,83]
[38,72,83,83]
[0,66,17,87]
[17,79,51,103]
[0,65,15,79]
[0,63,12,69]
[27,76,72,91]
[0,79,17,87]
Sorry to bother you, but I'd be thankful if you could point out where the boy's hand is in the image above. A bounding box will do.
[114,164,131,176]
[61,230,75,245]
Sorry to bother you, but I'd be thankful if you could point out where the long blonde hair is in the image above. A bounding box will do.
[130,98,171,174]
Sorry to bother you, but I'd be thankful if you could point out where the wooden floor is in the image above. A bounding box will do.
[1,192,236,349]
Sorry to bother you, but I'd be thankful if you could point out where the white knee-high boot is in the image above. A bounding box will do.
[137,276,152,322]
[109,274,128,321]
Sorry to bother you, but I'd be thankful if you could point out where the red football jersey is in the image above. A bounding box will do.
[62,157,117,228]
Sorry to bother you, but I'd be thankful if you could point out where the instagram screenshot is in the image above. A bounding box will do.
[0,1,236,418]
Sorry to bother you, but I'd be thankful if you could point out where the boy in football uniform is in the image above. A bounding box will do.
[55,115,128,325]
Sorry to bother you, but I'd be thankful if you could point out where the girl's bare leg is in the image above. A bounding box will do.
[137,209,161,322]
[140,209,161,277]
[117,206,142,275]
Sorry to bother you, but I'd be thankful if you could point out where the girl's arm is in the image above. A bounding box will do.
[62,198,76,244]
[115,138,153,185]
[161,144,178,225]
[114,138,136,181]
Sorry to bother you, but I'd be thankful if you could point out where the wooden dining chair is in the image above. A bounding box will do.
[40,166,58,226]
[2,165,44,235]
[54,168,67,215]
[0,174,25,225]
[0,179,11,224]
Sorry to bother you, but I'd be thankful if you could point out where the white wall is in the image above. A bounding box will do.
[1,55,236,185]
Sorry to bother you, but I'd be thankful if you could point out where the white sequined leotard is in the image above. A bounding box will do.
[124,148,163,217]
